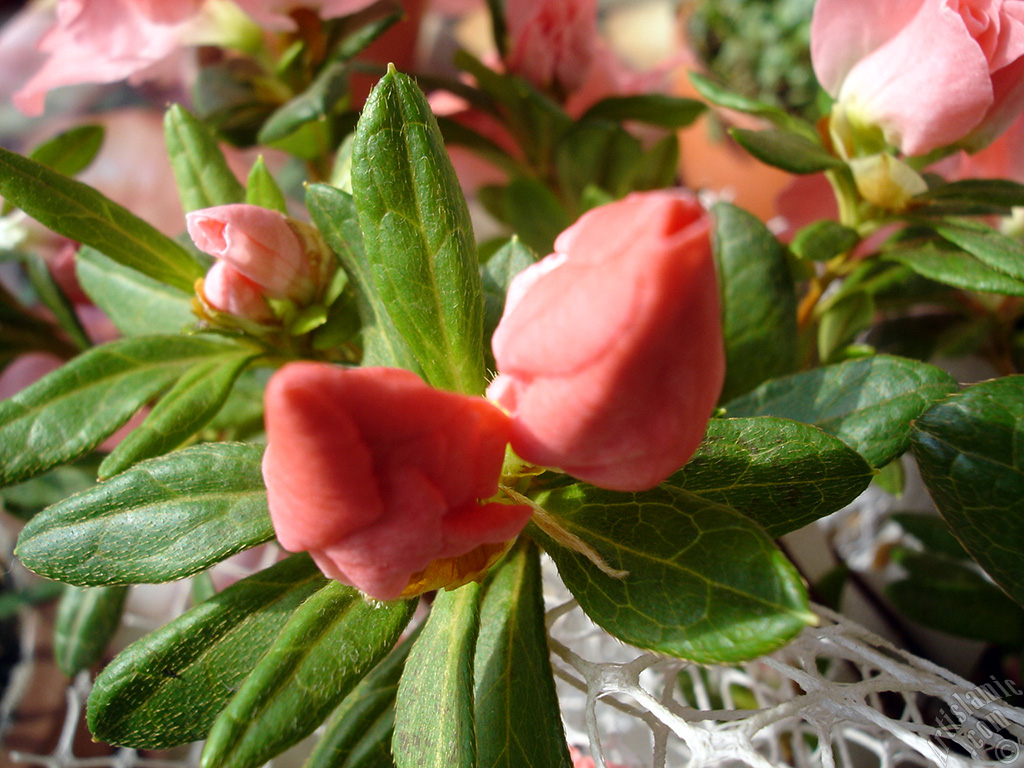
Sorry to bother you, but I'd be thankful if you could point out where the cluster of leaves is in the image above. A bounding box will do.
[2,6,1024,768]
[686,0,824,121]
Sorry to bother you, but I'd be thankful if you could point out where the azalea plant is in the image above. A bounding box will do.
[2,0,1024,766]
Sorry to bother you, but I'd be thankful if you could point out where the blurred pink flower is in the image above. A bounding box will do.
[262,363,533,600]
[11,0,388,116]
[13,0,205,116]
[488,190,724,492]
[811,0,1024,156]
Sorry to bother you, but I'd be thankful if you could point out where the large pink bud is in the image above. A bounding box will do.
[811,0,1024,156]
[488,191,725,492]
[262,363,533,601]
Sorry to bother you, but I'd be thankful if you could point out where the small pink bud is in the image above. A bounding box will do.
[488,191,725,492]
[262,363,533,601]
[187,204,324,305]
[200,261,274,322]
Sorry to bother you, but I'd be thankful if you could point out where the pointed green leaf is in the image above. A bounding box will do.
[729,128,844,174]
[580,94,706,128]
[669,417,874,537]
[99,350,257,478]
[890,512,969,560]
[712,202,799,401]
[726,355,959,467]
[474,541,572,768]
[54,584,129,676]
[258,61,350,145]
[165,104,246,212]
[245,156,289,213]
[0,145,204,291]
[17,443,274,586]
[87,555,327,748]
[306,183,421,371]
[305,627,420,768]
[351,66,485,394]
[531,485,812,663]
[201,583,415,768]
[911,376,1024,609]
[0,334,250,487]
[76,246,196,336]
[394,584,481,768]
[884,240,1024,296]
[29,124,105,177]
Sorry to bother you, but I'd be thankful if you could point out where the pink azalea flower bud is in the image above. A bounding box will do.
[262,363,533,601]
[505,0,600,95]
[200,261,275,322]
[186,204,328,306]
[488,191,725,492]
[811,0,1024,157]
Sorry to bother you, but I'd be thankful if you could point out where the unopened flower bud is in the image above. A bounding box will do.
[488,190,725,492]
[262,363,533,601]
[187,204,332,307]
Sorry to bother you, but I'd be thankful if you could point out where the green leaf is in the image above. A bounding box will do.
[87,555,327,748]
[76,247,196,336]
[669,417,874,537]
[936,221,1024,282]
[687,72,815,138]
[729,128,844,174]
[791,220,860,262]
[54,585,129,676]
[21,251,90,351]
[726,355,959,467]
[99,349,257,478]
[911,376,1024,609]
[0,145,204,292]
[482,237,536,352]
[890,512,969,560]
[352,67,485,394]
[628,133,680,192]
[201,583,414,768]
[532,485,813,662]
[712,202,799,401]
[305,628,420,768]
[493,176,571,255]
[0,334,249,487]
[394,584,481,768]
[580,94,706,128]
[17,443,274,586]
[305,184,421,371]
[258,61,351,145]
[0,454,102,521]
[817,290,875,363]
[164,104,246,213]
[917,178,1024,210]
[884,240,1024,296]
[886,550,1024,646]
[474,541,572,768]
[29,124,105,177]
[245,156,289,213]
